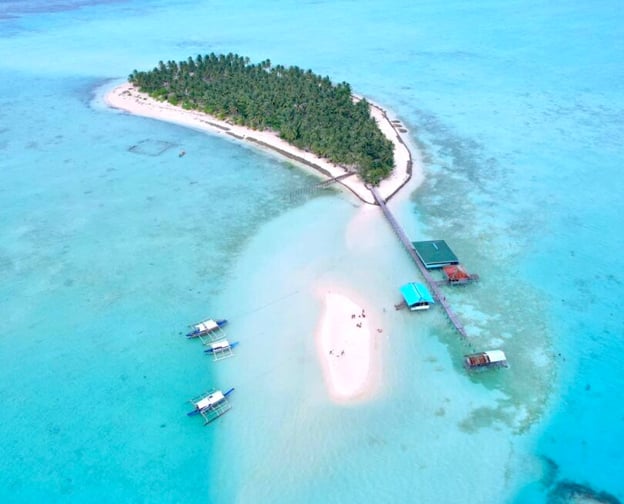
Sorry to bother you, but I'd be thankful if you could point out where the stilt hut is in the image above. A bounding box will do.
[399,282,435,311]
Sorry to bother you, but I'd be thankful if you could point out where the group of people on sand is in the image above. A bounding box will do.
[351,309,366,326]
[329,349,345,357]
[326,306,386,358]
[351,308,383,333]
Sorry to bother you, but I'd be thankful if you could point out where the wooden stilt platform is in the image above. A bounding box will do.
[370,187,468,339]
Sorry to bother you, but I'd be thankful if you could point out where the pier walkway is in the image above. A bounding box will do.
[289,172,356,200]
[370,187,469,339]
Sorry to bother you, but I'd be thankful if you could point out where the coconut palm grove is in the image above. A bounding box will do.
[129,53,395,185]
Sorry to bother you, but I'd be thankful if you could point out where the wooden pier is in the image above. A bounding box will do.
[370,187,469,338]
[288,172,355,200]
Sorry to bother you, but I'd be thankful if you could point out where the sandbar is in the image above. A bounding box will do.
[316,290,381,402]
[104,82,413,204]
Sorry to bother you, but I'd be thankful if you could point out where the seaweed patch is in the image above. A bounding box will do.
[548,480,621,504]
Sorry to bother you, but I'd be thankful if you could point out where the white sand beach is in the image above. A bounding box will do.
[316,290,381,402]
[104,82,412,204]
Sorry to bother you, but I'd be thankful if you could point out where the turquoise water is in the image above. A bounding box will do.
[1,1,623,502]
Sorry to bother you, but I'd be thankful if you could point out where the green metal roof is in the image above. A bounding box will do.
[411,240,459,269]
[400,282,435,307]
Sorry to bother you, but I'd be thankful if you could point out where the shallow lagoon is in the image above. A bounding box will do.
[1,1,623,502]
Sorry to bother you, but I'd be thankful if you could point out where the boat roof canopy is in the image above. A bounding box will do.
[197,319,218,331]
[211,340,229,349]
[400,282,435,306]
[485,350,507,363]
[196,391,225,410]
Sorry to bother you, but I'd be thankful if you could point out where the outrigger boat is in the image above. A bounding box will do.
[187,387,235,425]
[204,339,239,361]
[186,318,228,339]
[464,350,508,370]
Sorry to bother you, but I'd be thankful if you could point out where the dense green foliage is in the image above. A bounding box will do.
[129,53,394,184]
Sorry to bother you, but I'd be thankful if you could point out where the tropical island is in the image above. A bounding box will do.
[104,54,419,401]
[106,54,414,204]
[128,53,395,185]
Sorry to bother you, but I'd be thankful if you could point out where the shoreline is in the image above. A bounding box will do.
[104,82,415,204]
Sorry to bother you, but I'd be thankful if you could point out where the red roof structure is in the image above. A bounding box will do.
[442,264,477,284]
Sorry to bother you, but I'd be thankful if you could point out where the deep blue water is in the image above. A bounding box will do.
[1,1,623,502]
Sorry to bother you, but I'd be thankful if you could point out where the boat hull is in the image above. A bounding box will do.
[204,341,239,353]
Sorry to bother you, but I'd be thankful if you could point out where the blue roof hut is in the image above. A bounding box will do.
[399,282,435,311]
